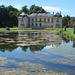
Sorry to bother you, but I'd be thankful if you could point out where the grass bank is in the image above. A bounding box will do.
[45,28,75,40]
[10,28,32,30]
[0,28,6,31]
[0,28,32,31]
[60,28,75,40]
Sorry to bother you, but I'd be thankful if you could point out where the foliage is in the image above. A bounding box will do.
[62,15,71,27]
[6,27,10,30]
[29,4,46,14]
[0,4,46,28]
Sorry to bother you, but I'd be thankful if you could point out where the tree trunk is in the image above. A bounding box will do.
[73,26,75,34]
[64,27,66,31]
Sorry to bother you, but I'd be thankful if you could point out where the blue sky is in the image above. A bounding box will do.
[0,0,75,17]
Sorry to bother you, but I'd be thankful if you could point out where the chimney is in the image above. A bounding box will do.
[60,11,61,14]
[53,12,54,15]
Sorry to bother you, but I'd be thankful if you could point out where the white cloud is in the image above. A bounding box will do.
[42,6,69,12]
[14,4,22,10]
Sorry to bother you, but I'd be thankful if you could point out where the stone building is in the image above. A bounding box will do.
[18,12,62,29]
[68,19,75,27]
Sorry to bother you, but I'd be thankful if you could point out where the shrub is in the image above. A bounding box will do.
[6,27,10,30]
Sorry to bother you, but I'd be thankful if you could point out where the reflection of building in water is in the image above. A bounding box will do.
[17,31,62,47]
[44,44,56,49]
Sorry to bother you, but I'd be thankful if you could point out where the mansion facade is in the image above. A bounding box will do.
[18,12,62,29]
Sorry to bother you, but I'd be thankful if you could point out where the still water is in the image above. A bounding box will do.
[0,30,75,75]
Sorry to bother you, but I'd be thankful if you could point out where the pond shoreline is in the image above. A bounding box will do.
[0,28,75,40]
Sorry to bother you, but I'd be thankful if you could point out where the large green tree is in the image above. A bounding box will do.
[22,5,29,14]
[30,4,46,14]
[0,4,47,28]
[62,15,71,27]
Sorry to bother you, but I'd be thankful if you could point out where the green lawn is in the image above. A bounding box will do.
[10,28,32,30]
[0,28,6,31]
[0,28,32,31]
[45,28,75,40]
[60,28,75,40]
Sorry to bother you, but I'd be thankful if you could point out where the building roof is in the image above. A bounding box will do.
[54,12,62,17]
[29,13,53,17]
[18,12,62,18]
[18,12,28,18]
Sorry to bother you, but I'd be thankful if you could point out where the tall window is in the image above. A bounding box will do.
[32,18,34,22]
[40,23,42,27]
[32,23,34,27]
[36,23,37,27]
[40,18,42,22]
[52,18,53,22]
[21,19,23,23]
[36,18,37,22]
[44,18,46,22]
[48,18,49,22]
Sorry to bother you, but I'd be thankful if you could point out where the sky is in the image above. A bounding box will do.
[0,0,75,17]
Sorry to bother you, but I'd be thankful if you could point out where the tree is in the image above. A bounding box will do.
[0,4,47,28]
[62,15,71,27]
[29,5,46,14]
[9,11,18,27]
[6,5,18,27]
[21,5,29,14]
[0,5,8,27]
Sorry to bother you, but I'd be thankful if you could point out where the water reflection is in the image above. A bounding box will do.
[0,30,75,75]
[0,30,62,52]
[73,41,75,48]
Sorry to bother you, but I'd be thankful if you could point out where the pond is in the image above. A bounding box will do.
[0,30,75,75]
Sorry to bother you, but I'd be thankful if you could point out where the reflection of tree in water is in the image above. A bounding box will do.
[73,41,75,48]
[29,45,45,52]
[20,46,28,52]
[62,37,70,43]
[0,43,18,52]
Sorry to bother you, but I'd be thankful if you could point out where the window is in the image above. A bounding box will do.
[36,23,37,27]
[40,23,42,27]
[32,23,34,27]
[40,18,42,22]
[21,19,23,23]
[52,18,53,22]
[29,18,30,22]
[44,18,46,22]
[32,18,34,22]
[51,25,53,28]
[56,24,60,27]
[36,18,37,22]
[48,18,49,22]
[57,19,59,22]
